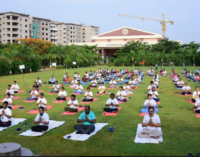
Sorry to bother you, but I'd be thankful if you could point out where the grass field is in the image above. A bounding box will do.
[0,66,200,156]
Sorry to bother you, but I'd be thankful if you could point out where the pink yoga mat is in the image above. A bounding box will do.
[107,87,118,89]
[24,100,36,103]
[156,101,160,105]
[80,98,99,104]
[130,86,138,90]
[118,98,129,104]
[27,106,53,114]
[188,99,195,105]
[96,91,108,96]
[72,91,86,95]
[156,88,159,90]
[18,90,25,93]
[61,107,84,115]
[102,107,121,116]
[52,98,70,103]
[39,90,45,93]
[181,94,192,97]
[140,113,157,117]
[68,87,76,89]
[194,109,200,117]
[12,105,22,109]
[14,96,21,100]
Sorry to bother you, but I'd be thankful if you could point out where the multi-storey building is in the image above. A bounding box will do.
[0,11,99,44]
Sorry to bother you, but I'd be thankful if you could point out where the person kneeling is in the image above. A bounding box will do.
[0,101,12,127]
[57,87,67,101]
[181,82,191,95]
[74,106,96,135]
[65,94,79,112]
[104,93,119,113]
[116,86,127,102]
[138,107,162,139]
[82,87,93,102]
[31,107,49,133]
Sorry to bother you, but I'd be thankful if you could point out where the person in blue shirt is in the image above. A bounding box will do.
[74,106,96,135]
[190,71,195,80]
[89,70,93,76]
[48,75,56,84]
[195,69,199,75]
[125,73,131,80]
[93,71,96,77]
[105,74,111,81]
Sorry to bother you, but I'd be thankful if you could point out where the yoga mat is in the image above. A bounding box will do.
[72,91,86,95]
[39,90,45,93]
[61,107,84,115]
[102,107,121,116]
[63,123,108,141]
[12,105,22,109]
[52,98,70,103]
[0,118,26,132]
[14,96,21,100]
[130,86,138,90]
[140,113,157,117]
[27,106,53,114]
[156,88,159,90]
[68,87,76,89]
[194,109,200,117]
[176,87,182,90]
[80,98,99,104]
[19,120,65,136]
[18,90,25,93]
[23,100,36,103]
[181,94,192,97]
[107,87,118,89]
[118,98,129,104]
[134,124,163,144]
[95,91,108,96]
[156,101,160,105]
[187,99,195,105]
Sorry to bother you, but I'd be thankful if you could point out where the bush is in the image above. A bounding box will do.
[114,58,122,66]
[31,56,41,72]
[56,65,65,69]
[107,63,115,67]
[12,60,23,74]
[174,57,182,66]
[0,59,13,76]
[185,58,192,66]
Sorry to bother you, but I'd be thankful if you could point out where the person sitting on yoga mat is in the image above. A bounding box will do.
[97,83,106,94]
[153,72,159,79]
[74,105,96,135]
[189,71,195,80]
[27,82,39,94]
[35,93,47,110]
[84,72,89,79]
[125,68,129,73]
[1,93,12,109]
[147,81,156,91]
[31,107,49,133]
[88,74,94,81]
[82,75,88,83]
[11,81,19,93]
[116,86,127,102]
[162,69,167,76]
[50,81,60,93]
[117,76,124,84]
[125,73,131,80]
[192,86,200,103]
[105,73,111,81]
[149,70,154,76]
[63,73,68,81]
[129,77,136,88]
[0,101,12,127]
[93,71,96,78]
[123,82,133,95]
[57,87,67,101]
[148,87,160,102]
[181,82,191,95]
[104,93,119,113]
[194,96,200,114]
[98,76,104,84]
[65,94,79,112]
[75,82,84,94]
[193,74,199,82]
[48,75,56,84]
[114,68,117,73]
[36,77,42,86]
[186,71,191,78]
[195,68,199,75]
[153,75,159,82]
[176,78,184,88]
[27,86,38,100]
[153,78,159,88]
[90,77,97,87]
[6,85,14,99]
[74,72,77,78]
[65,76,71,84]
[71,77,78,87]
[142,94,157,113]
[135,75,141,85]
[89,70,93,76]
[76,73,81,81]
[82,87,93,102]
[109,78,117,88]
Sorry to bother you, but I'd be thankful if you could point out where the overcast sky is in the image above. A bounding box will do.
[1,0,200,44]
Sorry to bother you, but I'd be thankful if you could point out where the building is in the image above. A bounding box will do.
[0,11,99,44]
[69,26,163,60]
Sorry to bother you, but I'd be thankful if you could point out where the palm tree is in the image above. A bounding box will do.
[129,50,137,66]
[178,48,190,66]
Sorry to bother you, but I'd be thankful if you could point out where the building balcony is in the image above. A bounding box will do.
[51,36,57,39]
[51,28,57,31]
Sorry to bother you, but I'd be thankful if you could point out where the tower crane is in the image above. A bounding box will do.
[118,13,174,39]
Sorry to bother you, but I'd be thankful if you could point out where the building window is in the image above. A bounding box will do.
[25,36,27,38]
[42,33,44,35]
[25,30,27,33]
[46,28,48,31]
[46,33,48,35]
[46,23,48,26]
[70,40,72,42]
[42,38,44,40]
[42,28,44,30]
[46,38,48,40]
[42,23,44,25]
[64,41,66,43]
[25,25,27,27]
[25,19,27,22]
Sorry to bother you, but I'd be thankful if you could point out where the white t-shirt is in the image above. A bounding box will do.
[35,112,49,126]
[153,81,159,86]
[91,80,97,86]
[76,85,83,91]
[58,91,67,97]
[162,71,167,74]
[98,86,106,90]
[85,74,89,78]
[11,84,19,91]
[74,74,77,78]
[129,80,135,85]
[147,85,156,90]
[30,90,38,98]
[195,99,200,110]
[116,91,126,99]
[89,76,93,80]
[71,80,78,85]
[106,98,119,108]
[63,75,68,78]
[37,97,47,107]
[2,98,13,107]
[6,89,14,96]
[67,99,78,108]
[177,80,184,85]
[144,99,157,107]
[123,86,131,92]
[53,84,60,91]
[148,91,159,98]
[143,114,161,124]
[135,78,141,83]
[118,78,124,82]
[182,86,191,91]
[36,79,42,84]
[109,80,116,85]
[0,108,12,122]
[193,91,200,99]
[84,91,93,99]
[76,75,81,79]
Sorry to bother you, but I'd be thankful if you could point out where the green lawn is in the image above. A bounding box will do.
[0,66,200,156]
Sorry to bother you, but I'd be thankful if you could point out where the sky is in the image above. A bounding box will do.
[1,0,200,44]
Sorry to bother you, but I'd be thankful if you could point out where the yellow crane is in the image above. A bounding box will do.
[118,13,174,39]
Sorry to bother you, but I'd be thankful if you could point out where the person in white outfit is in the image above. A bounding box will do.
[11,81,19,93]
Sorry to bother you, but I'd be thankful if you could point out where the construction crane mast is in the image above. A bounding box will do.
[118,13,174,39]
